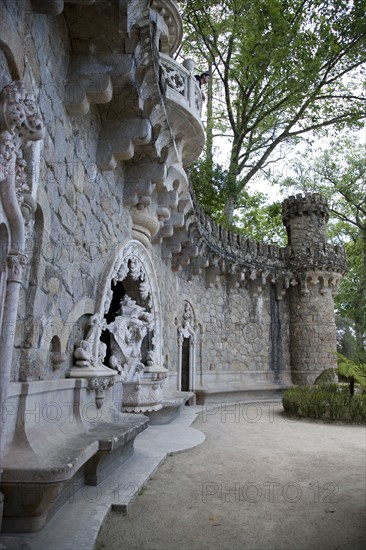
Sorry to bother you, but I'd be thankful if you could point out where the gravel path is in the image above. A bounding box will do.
[95,403,366,550]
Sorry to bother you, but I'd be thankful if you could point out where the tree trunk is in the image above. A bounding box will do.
[223,195,235,223]
[205,61,213,179]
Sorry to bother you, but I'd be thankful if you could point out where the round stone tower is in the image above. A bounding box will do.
[282,194,347,385]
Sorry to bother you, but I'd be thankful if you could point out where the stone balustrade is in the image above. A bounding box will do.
[159,54,204,166]
[160,54,202,116]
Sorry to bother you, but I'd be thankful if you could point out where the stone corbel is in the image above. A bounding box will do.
[124,180,155,208]
[275,279,286,300]
[163,224,195,259]
[31,0,95,16]
[249,278,263,298]
[97,119,152,170]
[226,273,240,290]
[6,252,27,283]
[64,54,135,116]
[65,75,113,116]
[186,257,205,280]
[171,244,199,271]
[328,274,342,296]
[124,162,166,201]
[152,211,185,242]
[299,274,310,295]
[204,266,220,288]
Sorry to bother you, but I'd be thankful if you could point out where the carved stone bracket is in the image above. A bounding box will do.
[64,54,135,116]
[0,81,45,153]
[87,376,115,409]
[289,270,344,297]
[97,119,152,171]
[6,252,27,283]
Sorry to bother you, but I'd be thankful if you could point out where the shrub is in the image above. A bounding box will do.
[282,385,366,423]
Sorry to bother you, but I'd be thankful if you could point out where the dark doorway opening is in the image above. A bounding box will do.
[181,337,190,392]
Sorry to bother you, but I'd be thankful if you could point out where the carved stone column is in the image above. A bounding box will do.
[0,81,45,530]
[282,194,347,385]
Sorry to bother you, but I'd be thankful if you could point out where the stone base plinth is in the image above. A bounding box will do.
[122,379,165,412]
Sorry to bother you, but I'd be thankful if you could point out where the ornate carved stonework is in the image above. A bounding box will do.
[0,81,45,272]
[87,376,115,409]
[122,379,164,413]
[106,295,167,412]
[0,81,45,156]
[6,252,27,283]
[69,313,117,408]
[107,296,154,381]
[178,301,196,344]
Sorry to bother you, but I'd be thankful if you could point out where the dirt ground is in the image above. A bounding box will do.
[95,402,366,550]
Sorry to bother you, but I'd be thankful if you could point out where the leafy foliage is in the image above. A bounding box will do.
[277,135,366,355]
[178,0,366,221]
[282,385,366,423]
[314,352,366,396]
[189,158,286,242]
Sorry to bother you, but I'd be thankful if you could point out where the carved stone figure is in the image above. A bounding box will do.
[107,296,154,381]
[74,313,106,368]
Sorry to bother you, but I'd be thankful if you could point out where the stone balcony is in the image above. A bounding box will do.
[159,53,205,167]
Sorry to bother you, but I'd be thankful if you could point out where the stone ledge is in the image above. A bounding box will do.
[195,383,291,405]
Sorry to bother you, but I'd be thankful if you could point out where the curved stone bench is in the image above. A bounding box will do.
[145,390,193,424]
[1,380,148,532]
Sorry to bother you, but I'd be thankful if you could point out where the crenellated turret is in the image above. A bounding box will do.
[282,194,347,385]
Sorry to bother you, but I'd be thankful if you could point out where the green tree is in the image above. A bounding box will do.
[314,352,366,396]
[277,135,366,355]
[178,0,366,223]
[190,158,286,242]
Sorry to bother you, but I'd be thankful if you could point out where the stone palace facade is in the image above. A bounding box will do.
[0,0,346,533]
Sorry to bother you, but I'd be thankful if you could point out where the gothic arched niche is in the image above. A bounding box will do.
[177,300,197,394]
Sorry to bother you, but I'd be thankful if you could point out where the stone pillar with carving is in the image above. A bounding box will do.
[282,194,347,385]
[0,81,45,530]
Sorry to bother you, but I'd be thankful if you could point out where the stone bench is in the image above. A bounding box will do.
[2,379,148,532]
[145,390,193,424]
[195,382,290,405]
